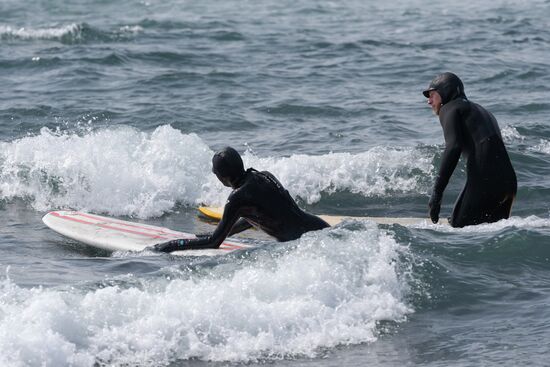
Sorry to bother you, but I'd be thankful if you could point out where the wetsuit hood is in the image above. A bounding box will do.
[212,146,245,188]
[423,72,467,104]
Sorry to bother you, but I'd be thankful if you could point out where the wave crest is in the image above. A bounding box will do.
[0,125,434,217]
[0,23,142,43]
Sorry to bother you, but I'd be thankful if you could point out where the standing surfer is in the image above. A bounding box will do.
[423,72,517,227]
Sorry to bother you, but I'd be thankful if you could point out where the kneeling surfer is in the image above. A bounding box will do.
[153,147,329,252]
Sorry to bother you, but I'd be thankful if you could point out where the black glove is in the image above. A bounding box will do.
[428,193,442,224]
[195,232,211,239]
[152,238,189,253]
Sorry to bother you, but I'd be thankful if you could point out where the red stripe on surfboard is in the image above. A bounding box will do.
[71,212,246,249]
[217,242,243,250]
[51,211,174,240]
[50,211,245,250]
[75,212,185,237]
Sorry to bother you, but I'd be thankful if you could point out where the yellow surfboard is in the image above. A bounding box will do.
[198,206,447,226]
[198,206,224,220]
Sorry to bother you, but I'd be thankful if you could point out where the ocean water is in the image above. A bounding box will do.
[1,0,550,366]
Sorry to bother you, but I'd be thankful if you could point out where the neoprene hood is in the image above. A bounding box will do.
[423,72,467,104]
[212,146,245,185]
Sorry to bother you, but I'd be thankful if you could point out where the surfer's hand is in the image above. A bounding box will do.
[195,232,211,238]
[152,239,189,253]
[428,193,441,224]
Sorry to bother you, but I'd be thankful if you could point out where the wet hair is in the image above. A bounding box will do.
[212,146,245,182]
[423,72,467,104]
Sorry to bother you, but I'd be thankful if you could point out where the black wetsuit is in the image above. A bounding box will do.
[434,98,517,227]
[158,168,329,251]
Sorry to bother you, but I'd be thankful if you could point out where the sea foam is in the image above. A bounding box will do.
[0,24,81,41]
[0,125,212,218]
[530,139,550,155]
[410,215,550,232]
[0,222,412,365]
[230,146,433,204]
[0,125,433,218]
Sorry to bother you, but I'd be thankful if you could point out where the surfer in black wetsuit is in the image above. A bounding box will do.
[153,147,329,252]
[423,72,517,227]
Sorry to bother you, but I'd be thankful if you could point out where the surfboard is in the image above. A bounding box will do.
[197,206,447,226]
[42,210,254,256]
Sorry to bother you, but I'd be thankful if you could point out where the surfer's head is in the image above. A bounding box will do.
[423,72,467,114]
[212,146,245,188]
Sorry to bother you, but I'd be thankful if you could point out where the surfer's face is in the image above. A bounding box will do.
[214,171,233,188]
[427,90,443,116]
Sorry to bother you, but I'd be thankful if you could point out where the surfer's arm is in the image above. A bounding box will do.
[154,195,243,252]
[430,108,462,222]
[228,218,253,236]
[434,109,462,195]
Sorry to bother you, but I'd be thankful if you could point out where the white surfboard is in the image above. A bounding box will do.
[198,206,447,226]
[42,210,254,256]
